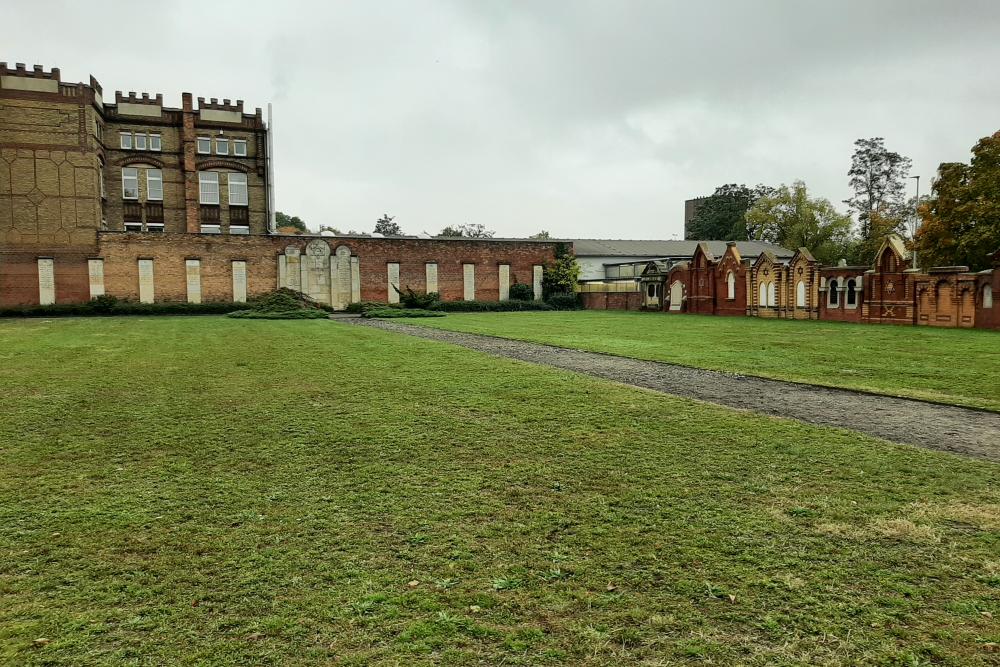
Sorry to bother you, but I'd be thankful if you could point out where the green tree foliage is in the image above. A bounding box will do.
[275,211,308,233]
[745,181,854,265]
[687,184,776,240]
[437,223,495,238]
[542,244,580,297]
[844,137,912,262]
[529,230,552,239]
[374,214,402,236]
[917,131,1000,271]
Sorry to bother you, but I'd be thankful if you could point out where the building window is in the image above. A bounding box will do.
[216,137,229,155]
[726,271,735,299]
[149,134,161,151]
[829,279,839,307]
[846,279,858,307]
[146,223,164,233]
[120,132,133,149]
[134,133,147,150]
[229,225,250,235]
[228,173,248,206]
[124,222,142,232]
[197,136,211,154]
[200,224,221,234]
[146,169,163,201]
[233,139,247,156]
[199,171,220,205]
[122,167,139,199]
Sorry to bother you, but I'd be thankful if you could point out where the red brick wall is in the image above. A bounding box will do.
[818,269,865,323]
[975,269,999,330]
[19,233,558,305]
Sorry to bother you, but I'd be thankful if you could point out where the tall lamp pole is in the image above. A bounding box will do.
[909,175,920,270]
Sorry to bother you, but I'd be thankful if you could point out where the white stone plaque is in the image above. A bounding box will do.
[38,258,55,305]
[185,259,201,304]
[463,263,476,301]
[387,263,400,303]
[138,259,154,304]
[498,264,510,300]
[532,265,543,301]
[350,257,361,303]
[425,262,438,294]
[232,261,247,302]
[87,259,105,298]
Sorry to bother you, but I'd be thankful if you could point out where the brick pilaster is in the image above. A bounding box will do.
[181,92,199,233]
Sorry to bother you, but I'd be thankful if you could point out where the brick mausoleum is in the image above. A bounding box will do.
[0,62,558,307]
[581,237,999,330]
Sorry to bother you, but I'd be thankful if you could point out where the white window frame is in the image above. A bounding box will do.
[216,137,229,156]
[200,224,221,234]
[146,169,163,201]
[229,225,250,235]
[227,172,248,206]
[233,139,247,156]
[134,133,147,151]
[124,222,143,233]
[199,171,220,205]
[149,133,161,151]
[120,132,133,150]
[197,136,211,154]
[146,222,164,233]
[122,167,139,200]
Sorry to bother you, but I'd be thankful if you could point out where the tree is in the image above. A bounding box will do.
[529,230,552,239]
[374,213,402,236]
[916,131,1000,271]
[318,224,341,234]
[745,181,854,265]
[542,243,580,297]
[437,223,495,238]
[686,184,776,240]
[275,211,308,233]
[844,137,912,261]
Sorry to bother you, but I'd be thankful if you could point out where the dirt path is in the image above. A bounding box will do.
[350,319,1000,462]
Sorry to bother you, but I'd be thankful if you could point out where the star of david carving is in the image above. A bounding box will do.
[886,281,895,295]
[797,267,803,275]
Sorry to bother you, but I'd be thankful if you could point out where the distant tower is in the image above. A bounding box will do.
[684,197,709,240]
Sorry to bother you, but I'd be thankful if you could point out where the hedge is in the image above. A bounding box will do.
[430,300,555,313]
[227,309,330,320]
[0,300,248,318]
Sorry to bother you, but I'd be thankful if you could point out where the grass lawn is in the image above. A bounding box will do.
[1,317,998,666]
[410,311,1000,411]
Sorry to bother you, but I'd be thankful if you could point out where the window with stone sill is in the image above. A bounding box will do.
[197,136,211,154]
[149,134,161,151]
[216,138,229,155]
[134,133,147,150]
[228,173,248,206]
[124,222,142,233]
[229,225,250,235]
[146,223,164,233]
[233,139,247,156]
[120,132,132,149]
[200,224,221,234]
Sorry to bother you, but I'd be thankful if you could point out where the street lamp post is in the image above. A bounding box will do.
[909,175,920,271]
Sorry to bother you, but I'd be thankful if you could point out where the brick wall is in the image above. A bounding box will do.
[85,233,557,306]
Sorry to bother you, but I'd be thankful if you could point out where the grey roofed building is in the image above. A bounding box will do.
[571,239,795,281]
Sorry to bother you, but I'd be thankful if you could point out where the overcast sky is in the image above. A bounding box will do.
[8,1,1000,238]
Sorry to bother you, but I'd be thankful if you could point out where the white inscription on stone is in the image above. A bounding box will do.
[87,259,105,298]
[387,263,400,303]
[185,259,202,304]
[232,261,247,302]
[498,264,510,300]
[463,263,476,301]
[425,262,438,294]
[38,258,55,305]
[138,259,154,304]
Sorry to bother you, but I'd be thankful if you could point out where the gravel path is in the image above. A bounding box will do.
[350,318,1000,462]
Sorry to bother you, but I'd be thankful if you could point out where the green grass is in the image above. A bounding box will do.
[410,311,1000,411]
[1,317,998,666]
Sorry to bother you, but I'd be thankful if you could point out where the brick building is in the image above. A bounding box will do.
[1,62,559,307]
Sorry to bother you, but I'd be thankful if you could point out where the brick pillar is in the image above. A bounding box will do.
[181,93,199,233]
